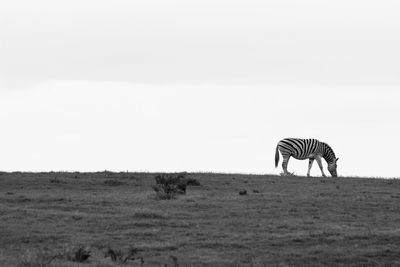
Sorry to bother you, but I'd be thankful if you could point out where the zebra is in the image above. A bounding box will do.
[275,138,339,177]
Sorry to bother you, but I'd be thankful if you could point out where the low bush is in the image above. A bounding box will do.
[104,246,142,264]
[66,246,91,263]
[153,174,187,199]
[239,189,247,195]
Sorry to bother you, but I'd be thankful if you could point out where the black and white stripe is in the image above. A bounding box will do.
[275,138,339,177]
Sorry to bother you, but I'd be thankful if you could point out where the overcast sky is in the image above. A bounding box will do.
[1,0,399,177]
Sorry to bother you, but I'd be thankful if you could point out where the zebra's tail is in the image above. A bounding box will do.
[275,145,280,168]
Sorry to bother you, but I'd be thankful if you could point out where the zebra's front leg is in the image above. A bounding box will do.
[315,156,326,177]
[307,158,314,177]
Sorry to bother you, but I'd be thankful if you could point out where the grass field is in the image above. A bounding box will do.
[0,172,399,266]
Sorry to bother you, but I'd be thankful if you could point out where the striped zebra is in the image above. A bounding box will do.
[275,138,339,177]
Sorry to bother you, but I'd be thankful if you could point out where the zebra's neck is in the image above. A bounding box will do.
[321,142,336,164]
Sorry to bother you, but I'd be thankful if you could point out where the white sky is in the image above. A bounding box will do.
[0,0,399,177]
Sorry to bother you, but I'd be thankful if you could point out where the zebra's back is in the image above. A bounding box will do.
[277,138,321,160]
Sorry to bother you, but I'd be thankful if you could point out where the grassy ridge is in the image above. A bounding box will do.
[0,172,399,266]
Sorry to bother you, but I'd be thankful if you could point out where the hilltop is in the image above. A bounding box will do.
[0,172,399,266]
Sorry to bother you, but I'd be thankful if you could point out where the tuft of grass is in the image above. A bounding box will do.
[104,246,142,264]
[239,189,247,195]
[66,245,91,263]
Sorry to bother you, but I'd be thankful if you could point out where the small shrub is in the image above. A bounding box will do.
[104,248,124,262]
[104,246,142,263]
[66,246,91,263]
[239,190,247,195]
[153,174,187,200]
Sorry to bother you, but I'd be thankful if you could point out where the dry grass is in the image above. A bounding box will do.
[0,172,400,266]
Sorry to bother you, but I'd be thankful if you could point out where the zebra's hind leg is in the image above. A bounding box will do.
[307,158,314,177]
[282,155,291,175]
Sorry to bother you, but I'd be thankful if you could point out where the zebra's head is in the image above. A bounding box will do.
[328,158,339,177]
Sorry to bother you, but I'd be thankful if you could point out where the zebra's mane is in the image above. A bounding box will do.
[321,142,336,164]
